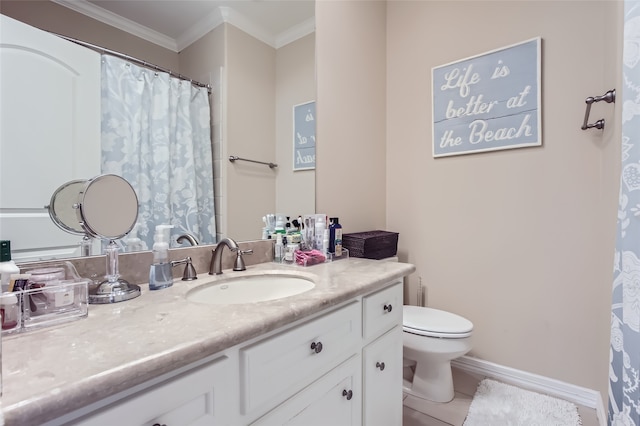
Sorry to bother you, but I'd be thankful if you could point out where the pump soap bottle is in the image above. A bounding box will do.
[0,241,20,293]
[149,225,173,290]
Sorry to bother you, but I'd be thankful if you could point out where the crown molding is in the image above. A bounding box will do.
[52,0,314,52]
[223,7,276,48]
[175,6,225,51]
[275,17,315,49]
[51,0,179,51]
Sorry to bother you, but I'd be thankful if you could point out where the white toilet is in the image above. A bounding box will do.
[402,305,473,403]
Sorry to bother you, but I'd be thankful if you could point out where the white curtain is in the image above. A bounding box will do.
[100,55,215,250]
[609,2,640,425]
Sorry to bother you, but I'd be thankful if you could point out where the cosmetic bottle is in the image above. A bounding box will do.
[274,234,284,263]
[322,229,330,257]
[0,292,19,331]
[124,224,144,252]
[0,241,20,293]
[149,225,173,290]
[329,218,343,257]
[315,214,327,250]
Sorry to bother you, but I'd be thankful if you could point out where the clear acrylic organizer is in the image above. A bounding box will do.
[1,261,89,335]
[290,248,349,267]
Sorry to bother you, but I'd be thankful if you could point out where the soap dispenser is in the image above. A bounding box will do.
[149,225,173,290]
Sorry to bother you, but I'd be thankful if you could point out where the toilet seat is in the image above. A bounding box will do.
[403,305,473,338]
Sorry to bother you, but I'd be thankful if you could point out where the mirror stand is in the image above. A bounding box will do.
[75,174,142,304]
[89,240,140,304]
[80,235,93,257]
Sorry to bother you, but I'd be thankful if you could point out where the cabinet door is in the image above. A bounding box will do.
[363,326,403,426]
[74,356,234,426]
[251,355,362,426]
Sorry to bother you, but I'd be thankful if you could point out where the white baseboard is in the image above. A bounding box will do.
[451,356,606,426]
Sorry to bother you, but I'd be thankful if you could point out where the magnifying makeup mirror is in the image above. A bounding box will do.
[76,174,141,304]
[47,179,94,256]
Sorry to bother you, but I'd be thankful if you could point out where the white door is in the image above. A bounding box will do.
[0,15,101,261]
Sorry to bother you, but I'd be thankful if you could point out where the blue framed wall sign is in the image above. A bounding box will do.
[293,101,316,171]
[432,38,541,158]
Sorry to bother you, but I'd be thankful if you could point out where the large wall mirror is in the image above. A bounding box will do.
[0,0,316,262]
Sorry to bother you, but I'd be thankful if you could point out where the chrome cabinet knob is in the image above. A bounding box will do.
[383,304,392,313]
[342,389,353,400]
[376,361,385,371]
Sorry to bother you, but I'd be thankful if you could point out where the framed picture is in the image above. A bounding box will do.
[293,101,316,171]
[432,38,542,158]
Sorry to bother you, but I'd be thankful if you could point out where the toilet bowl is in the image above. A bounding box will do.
[403,305,473,403]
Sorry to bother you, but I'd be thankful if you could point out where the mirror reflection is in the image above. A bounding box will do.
[0,1,316,262]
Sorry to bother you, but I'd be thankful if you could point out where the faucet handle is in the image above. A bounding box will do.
[233,249,253,271]
[170,257,198,281]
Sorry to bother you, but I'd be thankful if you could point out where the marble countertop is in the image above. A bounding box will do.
[1,258,415,425]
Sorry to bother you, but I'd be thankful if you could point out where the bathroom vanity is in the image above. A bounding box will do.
[1,258,414,425]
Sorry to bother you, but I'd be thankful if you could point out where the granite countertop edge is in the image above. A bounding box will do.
[2,259,415,425]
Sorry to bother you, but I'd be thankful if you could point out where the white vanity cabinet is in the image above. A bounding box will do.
[69,355,235,426]
[239,301,362,419]
[47,280,405,426]
[251,355,362,426]
[363,327,403,425]
[362,282,404,426]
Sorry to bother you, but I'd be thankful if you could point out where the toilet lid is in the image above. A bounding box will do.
[403,305,473,338]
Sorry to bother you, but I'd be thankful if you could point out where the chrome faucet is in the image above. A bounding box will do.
[177,233,199,246]
[209,238,253,275]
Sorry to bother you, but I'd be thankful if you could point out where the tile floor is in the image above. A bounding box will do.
[402,367,600,426]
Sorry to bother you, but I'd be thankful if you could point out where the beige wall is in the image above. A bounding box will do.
[317,0,621,402]
[0,1,179,70]
[276,33,316,218]
[316,0,388,232]
[178,25,226,242]
[224,25,277,241]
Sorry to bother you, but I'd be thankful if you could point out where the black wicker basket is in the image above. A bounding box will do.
[342,230,399,260]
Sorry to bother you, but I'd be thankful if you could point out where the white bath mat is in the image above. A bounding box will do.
[463,379,582,426]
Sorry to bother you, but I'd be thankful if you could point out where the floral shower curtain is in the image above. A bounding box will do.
[100,55,215,250]
[610,3,640,425]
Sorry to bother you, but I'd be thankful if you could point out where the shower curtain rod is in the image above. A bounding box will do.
[52,32,212,94]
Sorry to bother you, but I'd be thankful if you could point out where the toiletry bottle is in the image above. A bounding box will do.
[124,224,144,252]
[149,225,173,290]
[330,218,343,257]
[322,229,330,257]
[0,241,20,293]
[274,234,284,263]
[329,218,339,253]
[315,214,326,250]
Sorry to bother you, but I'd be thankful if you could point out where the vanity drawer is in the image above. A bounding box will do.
[239,301,361,416]
[73,355,232,426]
[362,281,403,341]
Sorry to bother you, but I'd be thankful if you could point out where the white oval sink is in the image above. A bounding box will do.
[186,275,315,305]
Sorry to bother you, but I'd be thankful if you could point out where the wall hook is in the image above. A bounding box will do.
[581,89,615,131]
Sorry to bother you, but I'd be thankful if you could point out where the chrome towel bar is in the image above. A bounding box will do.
[581,89,615,131]
[229,155,278,169]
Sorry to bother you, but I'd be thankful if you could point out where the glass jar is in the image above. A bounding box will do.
[0,292,20,331]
